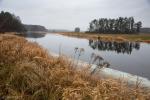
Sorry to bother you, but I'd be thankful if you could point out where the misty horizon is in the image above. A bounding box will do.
[0,0,150,31]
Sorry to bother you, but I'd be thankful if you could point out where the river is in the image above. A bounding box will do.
[27,33,150,79]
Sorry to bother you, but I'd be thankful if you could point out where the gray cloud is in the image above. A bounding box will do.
[0,0,150,30]
[0,0,3,4]
[147,0,150,3]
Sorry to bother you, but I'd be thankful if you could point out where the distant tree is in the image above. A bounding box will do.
[0,11,26,33]
[75,27,80,32]
[135,21,142,33]
[129,17,135,32]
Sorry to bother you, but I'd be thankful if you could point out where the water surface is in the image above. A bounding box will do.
[27,33,150,79]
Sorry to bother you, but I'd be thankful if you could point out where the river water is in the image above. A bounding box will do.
[27,33,150,79]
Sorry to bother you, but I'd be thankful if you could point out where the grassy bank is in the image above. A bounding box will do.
[58,32,150,43]
[0,34,150,100]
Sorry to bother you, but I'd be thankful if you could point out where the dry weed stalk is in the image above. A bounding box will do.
[0,34,150,100]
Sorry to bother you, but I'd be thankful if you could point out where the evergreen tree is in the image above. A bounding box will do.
[0,11,26,33]
[88,17,142,34]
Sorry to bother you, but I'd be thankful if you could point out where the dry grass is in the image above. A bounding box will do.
[0,34,150,100]
[58,32,150,43]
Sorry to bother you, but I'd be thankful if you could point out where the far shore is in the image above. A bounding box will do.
[6,31,150,43]
[55,32,150,43]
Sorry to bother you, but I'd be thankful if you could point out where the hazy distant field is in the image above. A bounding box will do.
[58,32,150,43]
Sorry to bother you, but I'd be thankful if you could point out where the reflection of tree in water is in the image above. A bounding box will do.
[89,39,140,54]
[25,32,46,38]
[17,32,46,38]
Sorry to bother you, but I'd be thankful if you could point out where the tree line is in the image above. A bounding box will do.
[88,17,142,34]
[0,11,26,33]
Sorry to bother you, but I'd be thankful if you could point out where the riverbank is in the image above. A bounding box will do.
[0,34,150,99]
[58,32,150,43]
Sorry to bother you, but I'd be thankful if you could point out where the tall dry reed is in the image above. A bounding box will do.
[0,34,150,100]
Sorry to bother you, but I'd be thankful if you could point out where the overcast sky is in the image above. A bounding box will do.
[0,0,150,31]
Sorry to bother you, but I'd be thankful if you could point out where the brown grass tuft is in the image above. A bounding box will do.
[0,34,150,100]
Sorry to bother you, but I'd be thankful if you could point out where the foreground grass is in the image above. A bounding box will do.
[0,34,150,100]
[58,32,150,43]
